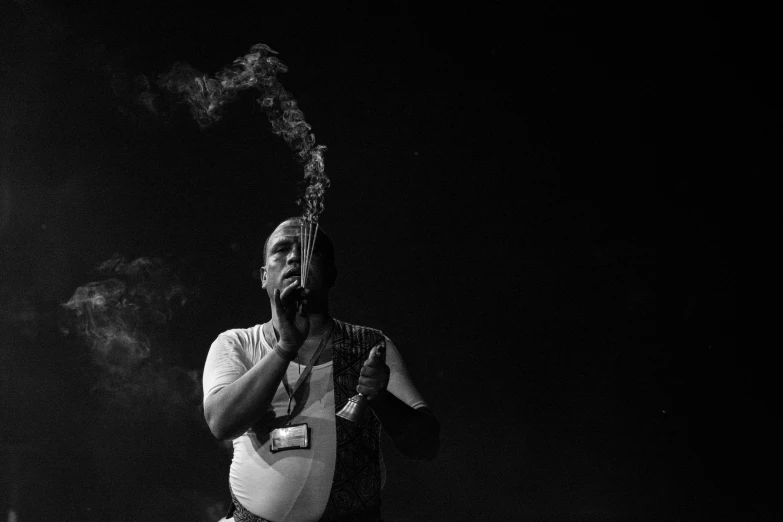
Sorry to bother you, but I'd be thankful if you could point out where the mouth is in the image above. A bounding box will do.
[284,271,302,279]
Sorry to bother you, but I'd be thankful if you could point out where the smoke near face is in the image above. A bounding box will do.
[158,43,330,222]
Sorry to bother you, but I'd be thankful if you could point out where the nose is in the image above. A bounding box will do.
[287,241,302,264]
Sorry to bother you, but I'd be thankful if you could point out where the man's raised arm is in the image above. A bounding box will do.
[358,344,441,461]
[204,281,309,440]
[204,344,294,441]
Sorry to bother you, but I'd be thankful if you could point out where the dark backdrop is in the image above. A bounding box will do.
[0,2,769,521]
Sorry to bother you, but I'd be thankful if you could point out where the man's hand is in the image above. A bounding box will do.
[357,344,390,400]
[273,280,310,352]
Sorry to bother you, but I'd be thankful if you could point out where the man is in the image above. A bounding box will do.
[203,217,440,522]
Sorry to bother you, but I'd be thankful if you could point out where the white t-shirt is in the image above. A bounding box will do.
[203,323,427,521]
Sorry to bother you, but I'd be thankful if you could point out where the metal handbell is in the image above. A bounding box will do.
[337,341,385,422]
[336,393,368,422]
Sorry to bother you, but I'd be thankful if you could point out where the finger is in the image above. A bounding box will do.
[358,375,377,387]
[363,347,386,368]
[298,299,309,317]
[279,280,300,302]
[359,374,387,388]
[356,384,374,396]
[297,288,309,309]
[360,366,384,378]
[273,288,284,311]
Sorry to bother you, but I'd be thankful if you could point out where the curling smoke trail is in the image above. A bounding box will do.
[158,44,330,224]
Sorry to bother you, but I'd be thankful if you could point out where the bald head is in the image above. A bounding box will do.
[262,217,335,270]
[260,217,337,302]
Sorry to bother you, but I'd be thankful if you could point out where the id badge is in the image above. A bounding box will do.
[269,423,310,453]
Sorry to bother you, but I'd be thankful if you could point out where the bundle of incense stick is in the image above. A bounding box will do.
[299,217,319,289]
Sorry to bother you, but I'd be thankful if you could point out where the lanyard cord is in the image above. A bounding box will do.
[281,323,333,422]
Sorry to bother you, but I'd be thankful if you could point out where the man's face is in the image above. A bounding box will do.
[261,220,334,298]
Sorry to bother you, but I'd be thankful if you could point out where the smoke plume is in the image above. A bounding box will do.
[158,43,329,222]
[62,255,200,417]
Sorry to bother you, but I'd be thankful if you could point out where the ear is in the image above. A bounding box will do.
[260,266,268,289]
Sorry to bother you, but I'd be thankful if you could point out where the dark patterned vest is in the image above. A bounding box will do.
[319,319,385,521]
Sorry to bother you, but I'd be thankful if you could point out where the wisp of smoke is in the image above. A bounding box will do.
[158,44,330,222]
[63,256,188,370]
[62,255,200,416]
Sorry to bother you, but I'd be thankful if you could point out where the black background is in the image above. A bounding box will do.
[0,1,770,520]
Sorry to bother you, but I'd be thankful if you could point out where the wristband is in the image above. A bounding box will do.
[274,343,297,362]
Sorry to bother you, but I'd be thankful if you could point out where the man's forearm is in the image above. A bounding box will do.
[204,349,291,440]
[369,392,440,460]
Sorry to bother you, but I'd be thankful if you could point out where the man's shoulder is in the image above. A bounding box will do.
[334,318,380,332]
[214,324,265,348]
[333,319,388,341]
